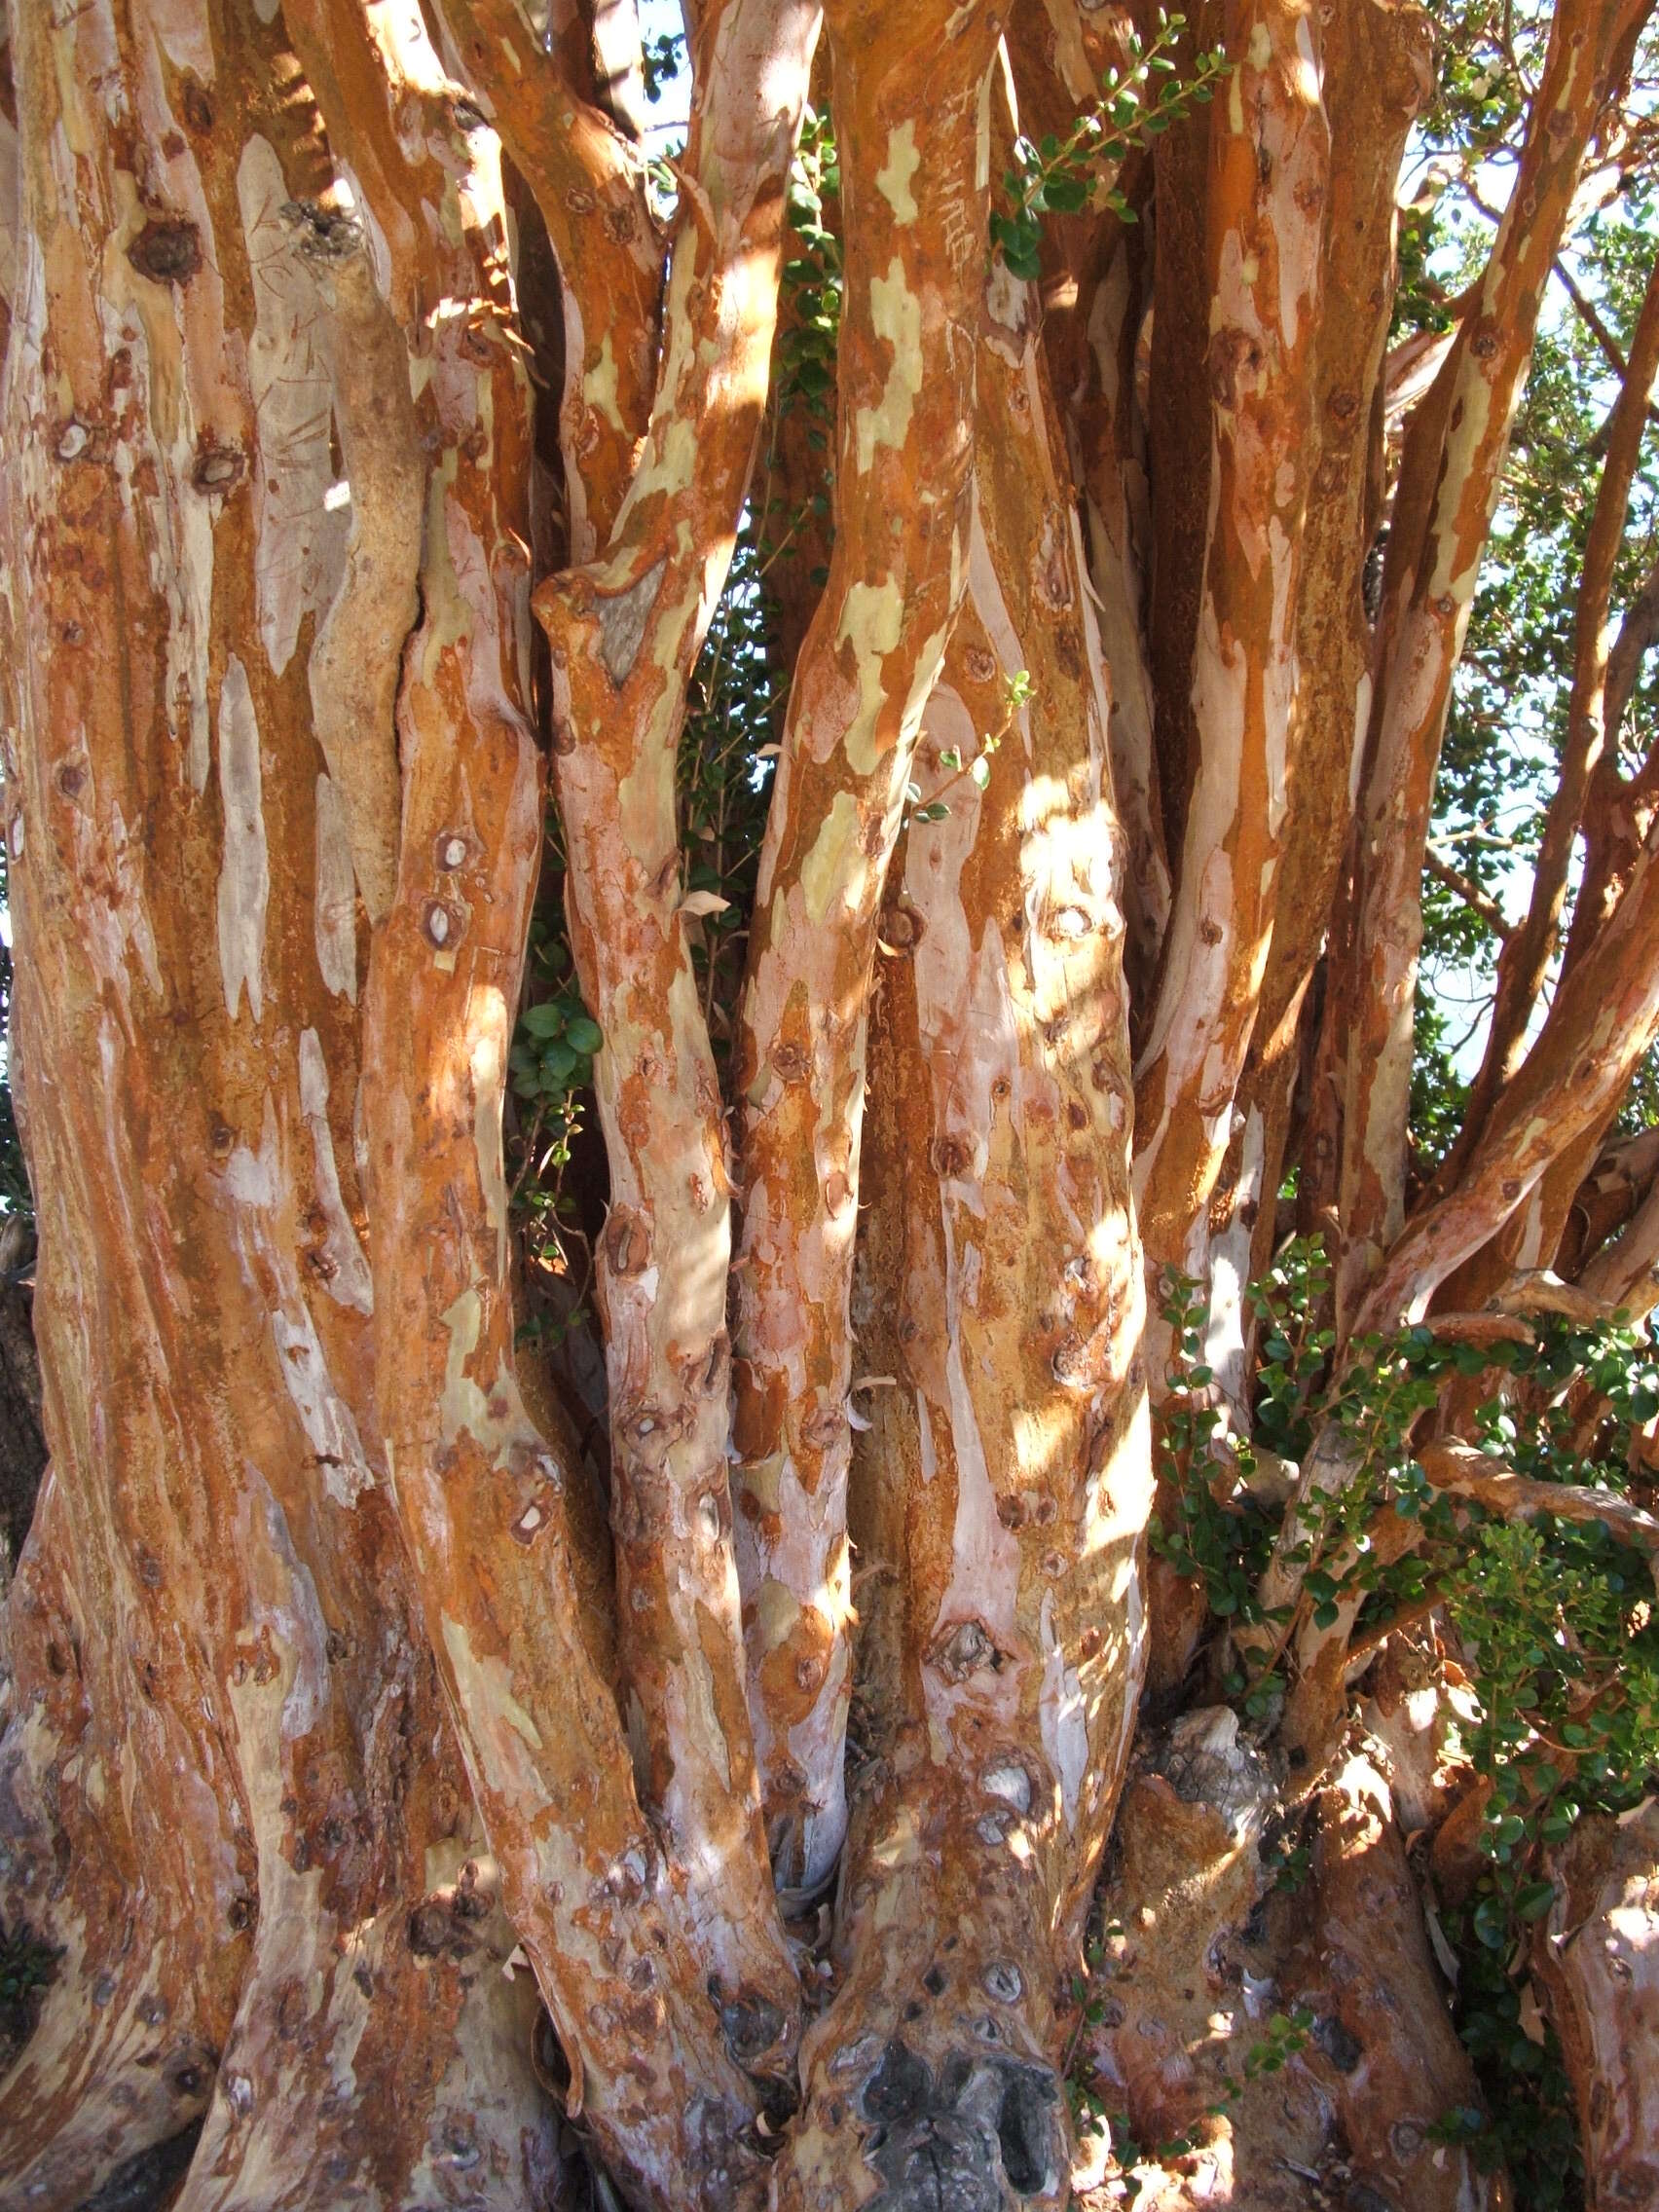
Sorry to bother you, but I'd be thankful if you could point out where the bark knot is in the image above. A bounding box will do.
[281,200,363,263]
[855,2039,1063,2207]
[128,218,202,286]
[930,1618,1007,1683]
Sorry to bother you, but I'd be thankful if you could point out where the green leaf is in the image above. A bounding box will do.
[1472,1896,1509,1950]
[1042,172,1091,214]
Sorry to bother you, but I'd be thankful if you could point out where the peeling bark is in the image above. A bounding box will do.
[1227,1,1431,1305]
[1132,0,1329,1285]
[4,1,1656,2205]
[528,0,823,2064]
[283,2,795,2199]
[0,4,558,2201]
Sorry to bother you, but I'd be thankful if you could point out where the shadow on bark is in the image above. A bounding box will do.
[0,1215,44,1581]
[72,2123,203,2212]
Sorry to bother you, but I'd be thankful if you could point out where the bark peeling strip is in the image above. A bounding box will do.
[215,654,269,1023]
[238,137,350,676]
[313,772,359,1001]
[298,1028,374,1313]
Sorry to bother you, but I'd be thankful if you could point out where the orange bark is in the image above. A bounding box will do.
[729,0,1004,1890]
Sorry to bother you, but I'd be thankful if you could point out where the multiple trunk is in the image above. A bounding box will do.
[0,0,1657,2207]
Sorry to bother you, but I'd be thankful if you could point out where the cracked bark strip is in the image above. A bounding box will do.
[529,0,822,2053]
[1327,0,1654,1327]
[728,0,1002,1894]
[770,249,1153,2211]
[0,2,559,2201]
[286,4,788,2200]
[1130,0,1329,1289]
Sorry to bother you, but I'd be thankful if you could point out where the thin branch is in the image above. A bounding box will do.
[1425,843,1512,936]
[1418,1438,1659,1585]
[1605,550,1659,742]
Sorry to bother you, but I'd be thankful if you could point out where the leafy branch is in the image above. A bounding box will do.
[990,11,1232,282]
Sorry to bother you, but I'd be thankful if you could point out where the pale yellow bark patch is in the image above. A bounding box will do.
[875,122,921,221]
[419,451,473,688]
[469,996,509,1281]
[313,772,359,1002]
[854,259,922,475]
[836,576,904,771]
[442,1616,546,1752]
[801,788,866,924]
[756,1575,801,1651]
[215,653,269,1023]
[583,330,628,432]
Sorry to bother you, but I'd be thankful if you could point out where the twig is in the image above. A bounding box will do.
[1425,844,1511,937]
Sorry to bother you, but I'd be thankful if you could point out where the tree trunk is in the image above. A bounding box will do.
[3,0,1658,2204]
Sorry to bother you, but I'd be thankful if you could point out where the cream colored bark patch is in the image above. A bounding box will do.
[216,655,269,1023]
[800,789,865,926]
[583,330,628,432]
[298,1029,374,1315]
[238,136,349,675]
[313,773,358,1002]
[442,1616,545,1755]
